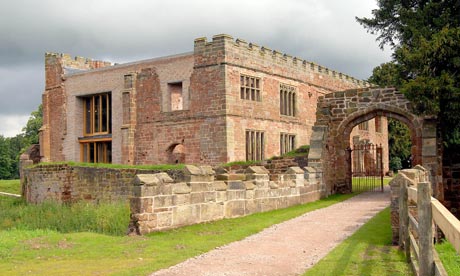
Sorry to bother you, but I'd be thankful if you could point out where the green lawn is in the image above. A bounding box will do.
[436,240,460,275]
[0,179,21,194]
[0,179,358,276]
[303,208,413,276]
[3,177,454,276]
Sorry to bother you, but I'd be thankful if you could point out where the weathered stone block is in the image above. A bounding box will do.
[269,182,279,189]
[227,190,245,200]
[268,189,280,197]
[213,181,227,191]
[285,167,304,174]
[254,179,269,188]
[246,174,270,181]
[158,184,172,195]
[189,182,213,192]
[245,190,255,199]
[261,198,277,212]
[190,192,205,204]
[287,195,300,206]
[227,181,245,190]
[183,165,215,182]
[172,205,201,226]
[245,199,261,214]
[245,166,269,174]
[204,191,217,202]
[216,191,227,202]
[225,200,245,217]
[244,181,255,190]
[172,182,191,194]
[201,203,224,221]
[157,212,172,228]
[134,174,160,186]
[173,194,191,206]
[254,189,269,199]
[153,195,173,208]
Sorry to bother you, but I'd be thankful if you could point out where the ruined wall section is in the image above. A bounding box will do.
[22,164,185,203]
[130,165,322,234]
[60,53,195,164]
[42,53,113,162]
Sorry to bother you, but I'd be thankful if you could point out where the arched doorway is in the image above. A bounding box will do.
[166,143,186,164]
[337,107,422,193]
[308,88,441,199]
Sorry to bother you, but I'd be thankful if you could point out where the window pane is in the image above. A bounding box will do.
[101,94,107,132]
[94,96,100,132]
[89,143,95,163]
[85,98,91,134]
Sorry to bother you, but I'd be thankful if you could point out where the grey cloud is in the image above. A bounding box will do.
[0,0,391,136]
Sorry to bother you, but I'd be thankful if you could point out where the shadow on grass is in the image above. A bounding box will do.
[304,208,413,276]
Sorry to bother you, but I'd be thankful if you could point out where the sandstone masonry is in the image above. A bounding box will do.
[40,34,382,167]
[129,165,322,234]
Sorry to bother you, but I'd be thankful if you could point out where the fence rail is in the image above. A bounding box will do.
[399,181,459,276]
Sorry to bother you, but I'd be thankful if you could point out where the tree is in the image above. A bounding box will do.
[0,135,13,179]
[22,104,42,145]
[357,0,460,148]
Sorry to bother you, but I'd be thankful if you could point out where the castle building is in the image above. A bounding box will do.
[40,34,388,171]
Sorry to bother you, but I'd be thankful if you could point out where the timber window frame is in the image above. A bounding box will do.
[80,140,112,163]
[80,92,112,163]
[280,83,296,117]
[280,133,296,155]
[245,129,265,161]
[240,75,261,101]
[83,93,112,136]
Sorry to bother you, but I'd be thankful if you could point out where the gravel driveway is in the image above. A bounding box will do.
[151,188,390,276]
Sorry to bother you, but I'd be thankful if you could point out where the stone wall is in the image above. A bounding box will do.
[130,165,322,234]
[22,164,184,204]
[389,166,429,244]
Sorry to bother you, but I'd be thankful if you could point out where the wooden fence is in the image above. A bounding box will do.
[399,181,460,276]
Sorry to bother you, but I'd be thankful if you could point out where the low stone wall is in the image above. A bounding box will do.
[129,165,323,234]
[389,165,429,244]
[22,164,184,204]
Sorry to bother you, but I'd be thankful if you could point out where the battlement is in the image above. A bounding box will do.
[194,34,369,87]
[45,52,113,74]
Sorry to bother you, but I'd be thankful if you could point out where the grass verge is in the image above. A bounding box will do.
[303,207,413,276]
[0,190,357,276]
[436,240,460,275]
[30,161,185,170]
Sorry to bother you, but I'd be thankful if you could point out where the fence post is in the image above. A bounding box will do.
[399,180,410,262]
[418,182,434,276]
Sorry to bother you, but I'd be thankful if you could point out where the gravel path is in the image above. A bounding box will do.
[151,188,390,276]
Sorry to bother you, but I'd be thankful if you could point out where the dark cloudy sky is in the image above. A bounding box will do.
[0,0,391,137]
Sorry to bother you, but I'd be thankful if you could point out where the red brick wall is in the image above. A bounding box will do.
[42,35,372,166]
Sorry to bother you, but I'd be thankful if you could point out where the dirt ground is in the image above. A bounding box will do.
[151,188,390,276]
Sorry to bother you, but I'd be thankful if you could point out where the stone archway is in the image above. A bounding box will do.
[308,87,442,199]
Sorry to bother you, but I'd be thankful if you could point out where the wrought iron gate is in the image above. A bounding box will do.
[347,143,384,192]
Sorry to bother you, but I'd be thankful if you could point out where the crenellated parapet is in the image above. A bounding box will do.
[45,52,113,75]
[194,34,370,87]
